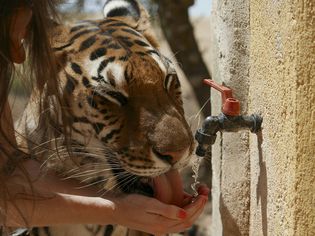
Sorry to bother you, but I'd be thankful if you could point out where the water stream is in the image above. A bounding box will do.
[191,155,204,197]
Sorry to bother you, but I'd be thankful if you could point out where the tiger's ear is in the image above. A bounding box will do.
[49,22,72,70]
[103,0,148,30]
[50,22,71,49]
[103,0,158,47]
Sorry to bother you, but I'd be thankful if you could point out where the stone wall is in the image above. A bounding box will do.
[209,0,315,235]
[209,0,251,235]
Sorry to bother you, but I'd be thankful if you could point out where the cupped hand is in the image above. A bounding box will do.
[110,184,210,236]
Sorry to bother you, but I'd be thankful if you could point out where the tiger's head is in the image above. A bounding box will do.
[50,0,194,206]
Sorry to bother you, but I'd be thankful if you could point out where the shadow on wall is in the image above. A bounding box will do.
[256,131,268,236]
[219,131,268,236]
[220,194,242,236]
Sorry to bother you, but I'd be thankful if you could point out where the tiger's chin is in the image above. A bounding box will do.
[136,177,155,196]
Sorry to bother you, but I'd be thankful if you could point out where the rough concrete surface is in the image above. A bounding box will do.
[249,0,315,235]
[209,0,315,235]
[209,0,251,235]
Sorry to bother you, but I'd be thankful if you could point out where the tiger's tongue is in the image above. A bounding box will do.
[153,169,184,207]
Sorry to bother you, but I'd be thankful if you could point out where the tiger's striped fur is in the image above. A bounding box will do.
[15,0,194,235]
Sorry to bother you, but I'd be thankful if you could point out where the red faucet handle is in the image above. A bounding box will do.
[203,79,240,116]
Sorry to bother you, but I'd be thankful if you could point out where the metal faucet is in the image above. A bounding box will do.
[195,79,263,157]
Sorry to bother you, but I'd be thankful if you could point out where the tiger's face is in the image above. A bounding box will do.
[51,0,194,205]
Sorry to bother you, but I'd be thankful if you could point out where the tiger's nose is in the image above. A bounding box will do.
[153,148,188,165]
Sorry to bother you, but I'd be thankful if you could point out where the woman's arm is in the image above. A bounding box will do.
[3,155,118,228]
[5,187,115,227]
[4,158,209,235]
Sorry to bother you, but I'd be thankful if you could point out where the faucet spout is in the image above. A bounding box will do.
[195,116,220,157]
[195,113,263,156]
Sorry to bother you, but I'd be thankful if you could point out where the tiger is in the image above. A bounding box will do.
[15,0,195,235]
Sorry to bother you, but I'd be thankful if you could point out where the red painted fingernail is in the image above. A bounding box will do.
[177,209,187,219]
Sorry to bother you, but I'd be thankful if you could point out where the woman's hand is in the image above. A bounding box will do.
[5,158,209,235]
[110,185,209,235]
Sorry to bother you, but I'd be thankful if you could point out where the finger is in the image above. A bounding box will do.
[197,184,210,196]
[182,191,194,207]
[184,195,207,212]
[146,198,188,220]
[186,196,208,224]
[182,196,193,207]
[188,196,207,219]
[134,214,177,235]
[183,191,192,199]
[168,195,207,233]
[182,205,205,230]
